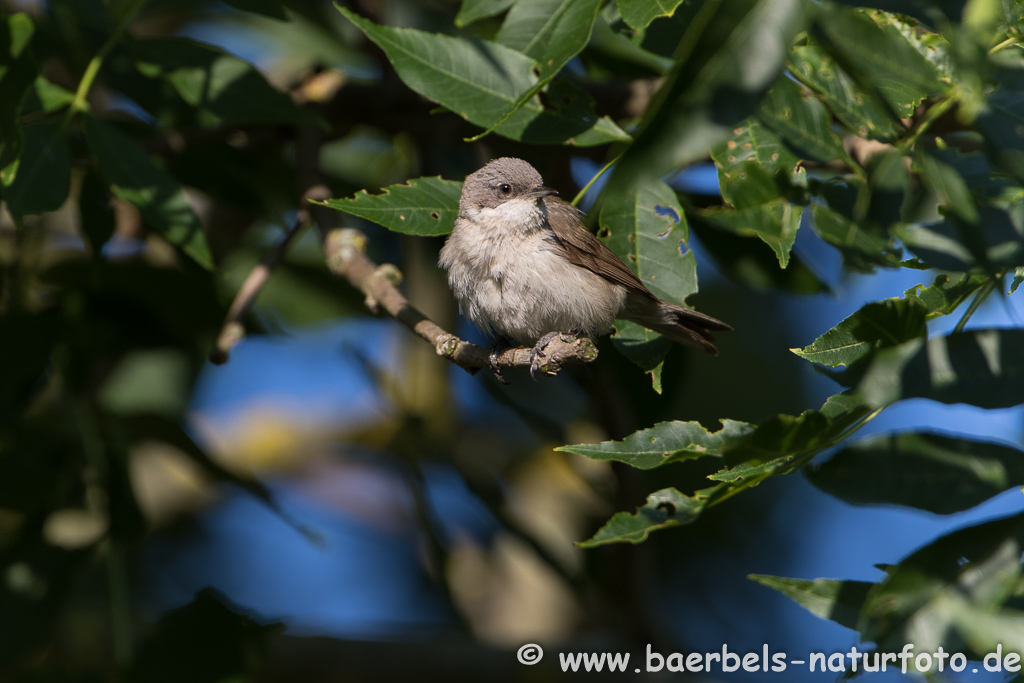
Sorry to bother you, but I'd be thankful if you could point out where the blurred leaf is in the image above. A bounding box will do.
[758,76,852,164]
[78,172,116,256]
[810,203,899,271]
[793,297,929,368]
[129,589,279,683]
[978,89,1024,183]
[557,418,752,469]
[808,431,1024,514]
[788,44,900,140]
[895,205,1024,272]
[816,4,948,118]
[83,117,213,269]
[22,77,75,114]
[1011,266,1024,294]
[318,176,462,236]
[859,511,1024,652]
[698,199,803,267]
[749,575,874,629]
[914,147,979,224]
[0,310,62,429]
[838,329,1024,409]
[617,0,686,29]
[98,349,192,418]
[340,8,630,146]
[607,0,810,190]
[3,124,70,220]
[578,487,708,546]
[456,0,516,26]
[496,0,603,81]
[223,0,289,20]
[0,13,39,187]
[123,38,318,127]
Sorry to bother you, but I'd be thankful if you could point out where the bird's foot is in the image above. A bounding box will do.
[489,338,512,385]
[529,331,563,380]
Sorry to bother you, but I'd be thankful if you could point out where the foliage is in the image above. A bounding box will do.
[2,0,1024,678]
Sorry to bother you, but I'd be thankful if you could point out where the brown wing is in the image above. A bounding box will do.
[544,197,654,296]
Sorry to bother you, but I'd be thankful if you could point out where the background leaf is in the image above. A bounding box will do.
[3,124,70,220]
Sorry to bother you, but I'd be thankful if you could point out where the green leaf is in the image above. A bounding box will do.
[859,511,1024,653]
[339,7,629,146]
[617,0,686,29]
[977,90,1024,183]
[712,120,804,207]
[758,76,852,164]
[905,272,987,317]
[914,148,980,224]
[83,117,213,270]
[808,432,1024,514]
[578,487,708,546]
[810,204,898,270]
[456,0,516,26]
[496,0,603,81]
[557,419,752,469]
[607,0,810,191]
[841,329,1024,409]
[895,206,1024,272]
[815,4,948,118]
[317,177,462,236]
[749,575,874,630]
[610,320,674,392]
[22,76,75,114]
[698,199,803,268]
[1011,267,1024,294]
[3,124,70,220]
[793,297,928,368]
[223,0,290,20]
[0,13,40,186]
[788,44,900,140]
[123,38,318,127]
[98,349,192,418]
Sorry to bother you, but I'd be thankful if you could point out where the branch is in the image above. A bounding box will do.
[321,227,599,377]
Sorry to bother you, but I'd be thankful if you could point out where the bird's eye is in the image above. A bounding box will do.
[499,183,512,194]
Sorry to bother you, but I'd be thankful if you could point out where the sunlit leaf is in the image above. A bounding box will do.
[808,431,1024,514]
[577,487,709,546]
[793,298,928,368]
[758,76,852,164]
[317,176,462,236]
[496,0,603,81]
[699,199,803,268]
[617,0,685,29]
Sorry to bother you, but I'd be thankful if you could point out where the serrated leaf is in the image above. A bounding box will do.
[712,120,804,207]
[121,38,318,127]
[788,44,900,140]
[815,4,947,118]
[4,124,70,220]
[758,76,852,164]
[318,177,462,236]
[340,8,629,146]
[83,117,212,270]
[578,487,708,546]
[497,0,602,81]
[793,297,928,368]
[749,575,873,630]
[905,272,987,317]
[808,431,1024,514]
[557,419,752,469]
[699,199,803,268]
[617,0,685,29]
[838,329,1024,409]
[456,0,516,26]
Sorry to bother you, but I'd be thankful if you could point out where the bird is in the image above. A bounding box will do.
[438,157,731,380]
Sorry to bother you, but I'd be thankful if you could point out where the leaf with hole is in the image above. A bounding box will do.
[317,176,462,236]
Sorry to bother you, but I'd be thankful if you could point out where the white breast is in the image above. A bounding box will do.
[439,199,626,344]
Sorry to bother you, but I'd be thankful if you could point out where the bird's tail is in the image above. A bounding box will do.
[624,295,732,356]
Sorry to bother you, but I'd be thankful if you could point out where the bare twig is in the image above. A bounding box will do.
[320,227,599,377]
[209,213,307,365]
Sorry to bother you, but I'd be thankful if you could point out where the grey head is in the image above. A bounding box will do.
[458,157,557,216]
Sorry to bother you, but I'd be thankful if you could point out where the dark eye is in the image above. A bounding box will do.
[499,183,512,194]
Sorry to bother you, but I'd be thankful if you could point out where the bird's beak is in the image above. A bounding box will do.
[527,185,558,198]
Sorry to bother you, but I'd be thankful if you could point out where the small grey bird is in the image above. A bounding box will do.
[439,157,731,379]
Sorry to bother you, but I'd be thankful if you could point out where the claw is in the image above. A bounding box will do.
[489,339,511,384]
[529,331,561,380]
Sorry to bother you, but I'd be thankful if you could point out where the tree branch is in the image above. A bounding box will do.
[320,227,599,377]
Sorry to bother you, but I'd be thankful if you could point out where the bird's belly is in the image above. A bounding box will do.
[460,241,626,344]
